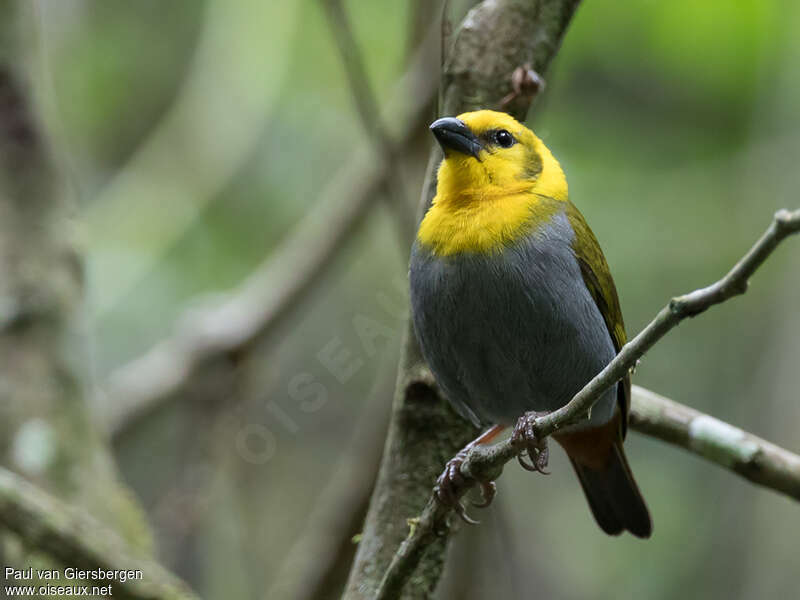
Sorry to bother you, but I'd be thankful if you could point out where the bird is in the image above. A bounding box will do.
[409,109,652,538]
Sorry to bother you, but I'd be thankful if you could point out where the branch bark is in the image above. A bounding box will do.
[630,385,800,500]
[375,208,800,599]
[0,0,152,555]
[0,466,199,600]
[0,7,205,598]
[343,1,582,598]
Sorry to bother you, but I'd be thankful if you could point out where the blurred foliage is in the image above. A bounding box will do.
[21,0,800,598]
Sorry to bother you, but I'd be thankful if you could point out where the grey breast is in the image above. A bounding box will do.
[409,209,617,429]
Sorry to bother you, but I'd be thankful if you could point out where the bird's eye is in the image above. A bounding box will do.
[495,129,515,148]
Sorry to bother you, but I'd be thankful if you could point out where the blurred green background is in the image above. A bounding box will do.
[26,0,800,598]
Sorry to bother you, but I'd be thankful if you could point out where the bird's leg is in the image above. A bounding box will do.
[511,411,550,474]
[435,424,505,523]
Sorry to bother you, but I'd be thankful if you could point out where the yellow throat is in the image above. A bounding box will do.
[417,110,568,256]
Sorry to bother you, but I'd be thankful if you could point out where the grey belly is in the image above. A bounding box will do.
[409,214,617,429]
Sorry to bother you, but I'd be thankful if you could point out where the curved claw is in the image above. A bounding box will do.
[533,463,550,475]
[512,412,551,475]
[517,453,539,472]
[471,481,496,508]
[435,435,501,521]
[534,445,550,474]
[518,451,549,474]
[453,501,480,525]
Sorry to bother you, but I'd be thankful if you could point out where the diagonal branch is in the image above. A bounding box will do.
[0,467,200,600]
[518,208,800,440]
[375,208,800,599]
[322,0,417,242]
[104,150,390,436]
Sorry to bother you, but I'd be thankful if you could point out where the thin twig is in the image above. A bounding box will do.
[375,208,800,599]
[523,207,800,439]
[440,0,451,109]
[322,0,416,242]
[0,467,200,600]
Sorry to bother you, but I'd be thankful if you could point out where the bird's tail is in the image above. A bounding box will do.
[568,439,652,538]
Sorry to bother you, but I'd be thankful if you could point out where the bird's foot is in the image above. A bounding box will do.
[511,411,550,474]
[435,443,498,525]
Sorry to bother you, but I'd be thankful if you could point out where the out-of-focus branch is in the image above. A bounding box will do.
[630,385,800,500]
[103,32,441,436]
[103,148,386,436]
[265,353,395,600]
[407,0,444,65]
[343,1,583,598]
[0,0,152,553]
[322,0,416,243]
[375,208,800,599]
[84,0,300,316]
[0,467,199,600]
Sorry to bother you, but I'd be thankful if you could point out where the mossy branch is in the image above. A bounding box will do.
[1,0,153,563]
[0,467,199,600]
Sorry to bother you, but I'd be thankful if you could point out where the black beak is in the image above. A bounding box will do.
[430,117,483,159]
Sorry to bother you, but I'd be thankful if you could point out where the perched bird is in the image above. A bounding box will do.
[409,109,652,538]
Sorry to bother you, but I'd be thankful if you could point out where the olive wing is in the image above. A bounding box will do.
[565,201,631,436]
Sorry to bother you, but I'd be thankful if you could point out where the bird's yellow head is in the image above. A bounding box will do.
[417,110,568,256]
